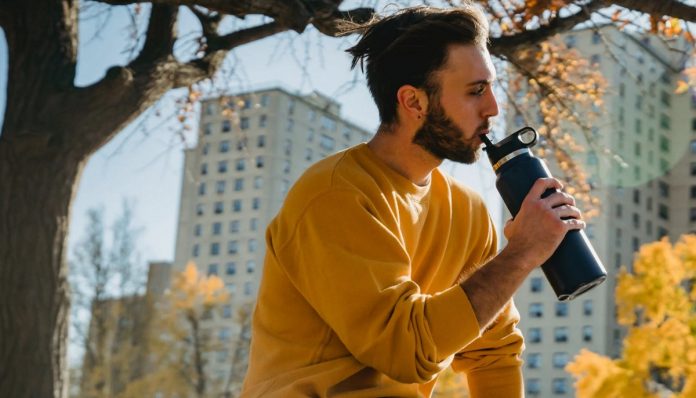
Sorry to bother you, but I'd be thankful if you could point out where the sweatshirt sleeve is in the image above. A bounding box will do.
[274,190,483,384]
[451,300,525,397]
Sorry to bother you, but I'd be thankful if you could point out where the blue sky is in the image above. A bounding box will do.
[0,4,501,267]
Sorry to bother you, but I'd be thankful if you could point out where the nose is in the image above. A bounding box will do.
[483,89,500,119]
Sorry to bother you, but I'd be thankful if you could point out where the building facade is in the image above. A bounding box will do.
[171,87,371,383]
[511,26,694,397]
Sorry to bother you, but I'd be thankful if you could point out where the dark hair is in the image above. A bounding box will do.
[345,5,489,126]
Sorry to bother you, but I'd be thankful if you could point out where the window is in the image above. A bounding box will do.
[236,158,246,171]
[692,118,696,131]
[256,156,264,168]
[320,115,336,131]
[198,182,206,196]
[320,134,336,151]
[212,222,222,236]
[192,244,199,257]
[583,300,593,316]
[615,252,622,269]
[214,201,223,214]
[242,98,252,110]
[222,120,231,133]
[260,93,269,107]
[258,135,266,148]
[691,162,696,176]
[240,117,250,130]
[553,378,568,395]
[234,178,244,191]
[660,114,671,130]
[216,180,225,194]
[227,240,238,254]
[591,30,601,44]
[283,159,291,174]
[528,327,542,343]
[529,303,543,318]
[658,227,669,239]
[201,163,208,175]
[194,224,202,237]
[248,239,257,253]
[691,186,696,199]
[196,204,204,216]
[219,140,230,153]
[564,35,576,48]
[647,197,653,211]
[307,128,315,142]
[659,181,670,198]
[226,282,236,294]
[690,208,696,223]
[590,54,601,65]
[210,242,220,256]
[247,260,256,274]
[659,204,669,221]
[616,204,622,218]
[229,220,239,233]
[205,102,214,115]
[284,139,292,156]
[661,91,671,107]
[219,327,231,341]
[237,137,248,151]
[305,148,313,162]
[244,281,254,296]
[343,128,352,141]
[208,264,218,276]
[202,143,210,155]
[554,327,568,343]
[252,197,261,210]
[527,379,541,395]
[259,115,267,128]
[660,136,670,153]
[633,189,640,204]
[250,218,258,231]
[218,161,227,173]
[233,199,242,212]
[527,353,541,369]
[530,277,543,292]
[222,305,232,319]
[583,325,593,342]
[226,262,236,275]
[254,176,263,189]
[633,213,640,229]
[552,352,569,369]
[203,123,212,135]
[555,302,568,317]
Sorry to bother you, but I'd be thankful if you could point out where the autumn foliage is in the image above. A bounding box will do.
[567,235,696,397]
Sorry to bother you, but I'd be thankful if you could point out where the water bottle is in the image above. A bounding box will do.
[481,126,607,301]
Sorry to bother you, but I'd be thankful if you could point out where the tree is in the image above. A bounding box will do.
[566,235,696,397]
[1,1,696,396]
[117,262,243,398]
[69,201,145,397]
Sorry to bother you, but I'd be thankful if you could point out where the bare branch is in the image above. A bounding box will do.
[312,7,375,36]
[129,4,178,68]
[490,0,607,55]
[612,0,696,24]
[93,0,313,32]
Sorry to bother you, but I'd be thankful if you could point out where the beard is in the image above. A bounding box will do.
[412,98,482,164]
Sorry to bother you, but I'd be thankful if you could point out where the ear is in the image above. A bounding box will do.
[396,85,429,122]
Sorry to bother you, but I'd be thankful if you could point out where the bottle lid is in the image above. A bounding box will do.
[482,127,538,170]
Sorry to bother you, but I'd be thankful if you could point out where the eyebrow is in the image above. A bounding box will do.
[466,79,495,87]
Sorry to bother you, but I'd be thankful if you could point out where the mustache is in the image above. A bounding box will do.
[477,121,491,133]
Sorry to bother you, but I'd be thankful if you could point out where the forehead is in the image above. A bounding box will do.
[436,44,496,86]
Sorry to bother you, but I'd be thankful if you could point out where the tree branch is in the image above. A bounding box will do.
[312,7,375,36]
[129,4,178,69]
[94,0,313,32]
[612,0,696,23]
[490,0,607,55]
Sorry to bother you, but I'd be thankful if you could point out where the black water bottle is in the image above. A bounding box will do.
[482,127,607,301]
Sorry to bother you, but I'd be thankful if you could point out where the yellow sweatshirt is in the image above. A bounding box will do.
[242,143,524,397]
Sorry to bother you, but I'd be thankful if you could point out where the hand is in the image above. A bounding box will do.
[502,178,585,271]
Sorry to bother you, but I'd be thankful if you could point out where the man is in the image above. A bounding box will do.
[242,4,583,397]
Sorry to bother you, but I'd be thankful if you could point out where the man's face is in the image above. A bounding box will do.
[413,45,499,164]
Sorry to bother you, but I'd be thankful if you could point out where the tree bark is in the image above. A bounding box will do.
[0,140,83,398]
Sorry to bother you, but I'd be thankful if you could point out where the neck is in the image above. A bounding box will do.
[367,125,442,186]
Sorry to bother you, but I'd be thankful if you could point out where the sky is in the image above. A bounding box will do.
[0,4,502,269]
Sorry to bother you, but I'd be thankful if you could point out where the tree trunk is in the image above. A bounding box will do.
[0,139,84,398]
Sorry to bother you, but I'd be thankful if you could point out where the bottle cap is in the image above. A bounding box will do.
[483,127,538,169]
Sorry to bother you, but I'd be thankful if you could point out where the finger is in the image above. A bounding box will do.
[564,218,585,231]
[555,205,582,220]
[527,178,563,200]
[544,192,576,208]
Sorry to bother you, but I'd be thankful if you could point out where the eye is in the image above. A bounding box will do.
[470,84,486,96]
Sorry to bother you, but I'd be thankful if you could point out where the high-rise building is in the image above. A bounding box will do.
[511,26,694,397]
[172,87,371,383]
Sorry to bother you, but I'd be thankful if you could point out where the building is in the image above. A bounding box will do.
[171,87,371,383]
[510,26,694,397]
[79,261,172,397]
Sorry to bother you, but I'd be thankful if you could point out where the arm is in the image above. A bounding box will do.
[274,189,484,383]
